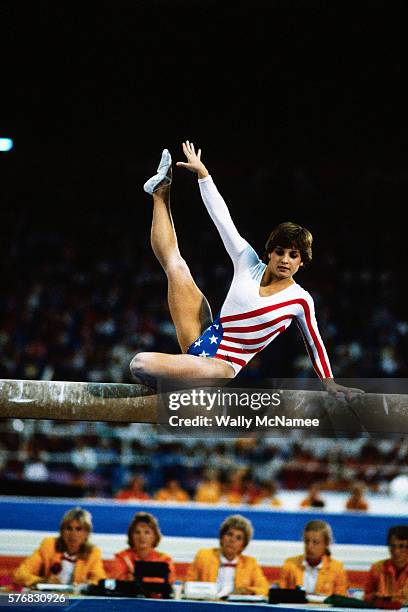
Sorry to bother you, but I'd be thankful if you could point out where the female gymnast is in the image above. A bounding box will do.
[130,141,358,398]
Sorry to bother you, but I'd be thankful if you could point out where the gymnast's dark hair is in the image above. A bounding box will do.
[262,222,313,266]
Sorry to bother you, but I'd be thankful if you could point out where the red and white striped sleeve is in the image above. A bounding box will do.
[295,292,333,380]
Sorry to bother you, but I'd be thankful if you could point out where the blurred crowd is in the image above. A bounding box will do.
[0,418,406,500]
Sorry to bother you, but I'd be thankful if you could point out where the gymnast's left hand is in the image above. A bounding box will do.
[322,379,365,400]
[176,141,209,178]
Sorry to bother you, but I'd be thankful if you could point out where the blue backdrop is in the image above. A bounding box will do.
[0,498,404,545]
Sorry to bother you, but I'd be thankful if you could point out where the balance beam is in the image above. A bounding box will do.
[0,379,407,432]
[272,387,408,434]
[0,379,157,423]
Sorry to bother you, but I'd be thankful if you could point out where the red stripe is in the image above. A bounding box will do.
[223,315,294,334]
[221,298,331,378]
[296,321,321,379]
[296,301,331,379]
[218,343,265,354]
[220,299,301,323]
[223,325,287,346]
[215,354,246,367]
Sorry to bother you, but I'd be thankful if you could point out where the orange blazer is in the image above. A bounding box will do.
[13,536,106,587]
[154,489,189,502]
[365,559,408,604]
[186,547,269,596]
[346,498,368,511]
[109,548,175,583]
[280,554,347,595]
[195,482,221,503]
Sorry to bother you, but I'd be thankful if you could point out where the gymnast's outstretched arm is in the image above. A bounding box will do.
[176,141,248,262]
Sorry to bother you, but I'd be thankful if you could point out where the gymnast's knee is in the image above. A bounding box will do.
[129,352,154,378]
[163,255,190,276]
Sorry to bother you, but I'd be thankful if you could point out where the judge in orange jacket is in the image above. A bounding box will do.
[280,520,347,596]
[364,525,408,605]
[186,514,269,597]
[110,512,175,583]
[13,507,105,587]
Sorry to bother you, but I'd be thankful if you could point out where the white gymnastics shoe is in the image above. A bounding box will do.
[143,149,172,194]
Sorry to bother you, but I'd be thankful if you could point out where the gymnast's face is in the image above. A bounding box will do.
[268,246,303,280]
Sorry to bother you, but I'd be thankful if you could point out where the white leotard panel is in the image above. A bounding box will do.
[188,176,333,378]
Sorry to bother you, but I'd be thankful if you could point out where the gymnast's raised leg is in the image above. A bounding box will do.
[130,150,234,381]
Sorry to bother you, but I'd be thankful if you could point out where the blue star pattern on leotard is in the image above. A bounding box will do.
[187,316,224,358]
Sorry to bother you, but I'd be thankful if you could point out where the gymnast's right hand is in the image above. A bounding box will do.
[176,141,209,179]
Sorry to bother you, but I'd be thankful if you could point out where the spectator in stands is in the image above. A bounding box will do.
[13,507,105,587]
[280,519,347,596]
[221,469,246,504]
[22,449,49,483]
[115,474,150,501]
[154,478,189,502]
[364,525,408,605]
[187,514,269,597]
[299,483,326,508]
[345,482,369,511]
[0,443,7,478]
[250,480,282,507]
[110,512,175,582]
[194,469,221,503]
[69,466,87,492]
[240,472,260,505]
[71,437,98,473]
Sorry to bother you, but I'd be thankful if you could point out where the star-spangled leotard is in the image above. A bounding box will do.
[187,176,333,379]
